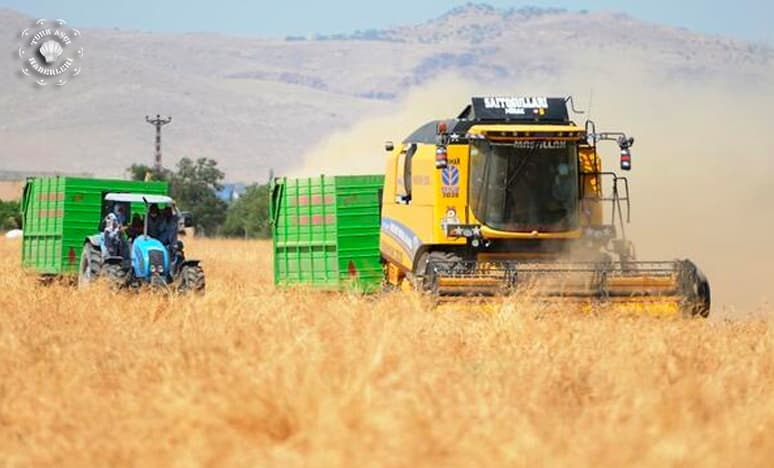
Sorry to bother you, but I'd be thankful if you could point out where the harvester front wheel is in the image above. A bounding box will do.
[420,251,466,294]
[78,243,102,289]
[684,272,711,318]
[178,264,205,294]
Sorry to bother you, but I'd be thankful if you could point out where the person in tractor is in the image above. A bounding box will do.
[146,203,162,239]
[112,202,128,226]
[159,206,179,247]
[102,213,124,257]
[126,214,144,241]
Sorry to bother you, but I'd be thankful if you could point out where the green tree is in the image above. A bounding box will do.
[126,163,171,182]
[168,157,228,235]
[222,183,271,238]
[0,200,21,231]
[126,157,228,236]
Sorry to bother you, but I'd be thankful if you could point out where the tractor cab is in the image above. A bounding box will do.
[103,192,180,236]
[78,192,203,293]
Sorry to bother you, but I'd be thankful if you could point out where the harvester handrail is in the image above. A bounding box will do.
[580,171,631,236]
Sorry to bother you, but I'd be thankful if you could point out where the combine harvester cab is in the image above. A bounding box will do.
[378,96,711,317]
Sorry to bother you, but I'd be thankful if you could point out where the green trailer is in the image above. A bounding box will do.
[21,176,168,275]
[271,175,384,293]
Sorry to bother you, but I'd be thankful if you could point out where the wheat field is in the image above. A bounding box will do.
[0,237,771,467]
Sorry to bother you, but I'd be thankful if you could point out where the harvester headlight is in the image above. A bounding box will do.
[620,148,632,170]
[435,145,448,169]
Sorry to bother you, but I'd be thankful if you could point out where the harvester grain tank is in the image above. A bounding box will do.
[272,96,711,316]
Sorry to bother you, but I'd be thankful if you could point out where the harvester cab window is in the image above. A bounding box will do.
[469,140,580,232]
[395,144,417,204]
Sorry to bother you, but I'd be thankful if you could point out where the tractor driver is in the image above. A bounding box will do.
[159,206,179,247]
[102,213,124,257]
[126,214,144,240]
[147,203,162,239]
[112,202,128,226]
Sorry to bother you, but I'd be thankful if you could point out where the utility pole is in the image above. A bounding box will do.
[145,114,172,172]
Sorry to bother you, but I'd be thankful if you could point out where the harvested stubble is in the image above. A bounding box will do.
[0,237,771,467]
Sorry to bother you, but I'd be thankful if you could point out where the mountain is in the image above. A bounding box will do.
[0,4,771,181]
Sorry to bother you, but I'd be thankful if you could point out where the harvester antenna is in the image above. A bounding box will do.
[587,88,594,121]
[145,114,172,172]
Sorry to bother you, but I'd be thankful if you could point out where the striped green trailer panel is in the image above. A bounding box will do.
[21,176,168,275]
[271,175,384,293]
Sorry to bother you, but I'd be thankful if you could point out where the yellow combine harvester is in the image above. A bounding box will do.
[378,96,710,316]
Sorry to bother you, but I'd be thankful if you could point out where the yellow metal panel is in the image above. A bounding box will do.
[408,144,436,204]
[579,145,603,226]
[433,144,468,246]
[479,226,583,239]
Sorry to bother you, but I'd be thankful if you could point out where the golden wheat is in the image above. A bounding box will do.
[0,237,771,467]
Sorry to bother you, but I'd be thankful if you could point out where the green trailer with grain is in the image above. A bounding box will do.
[271,175,384,293]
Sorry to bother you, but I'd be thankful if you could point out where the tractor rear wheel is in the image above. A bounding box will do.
[78,243,102,289]
[178,264,205,294]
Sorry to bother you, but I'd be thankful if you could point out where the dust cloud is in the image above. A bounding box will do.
[290,76,476,177]
[292,66,774,313]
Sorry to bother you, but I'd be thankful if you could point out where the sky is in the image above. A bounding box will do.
[1,0,771,44]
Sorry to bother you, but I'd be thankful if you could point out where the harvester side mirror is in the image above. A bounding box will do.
[385,141,394,152]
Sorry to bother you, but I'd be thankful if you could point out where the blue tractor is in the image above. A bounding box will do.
[78,193,205,293]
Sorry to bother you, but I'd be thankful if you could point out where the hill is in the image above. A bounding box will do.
[0,5,771,181]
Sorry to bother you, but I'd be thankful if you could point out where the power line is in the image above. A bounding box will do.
[145,114,172,171]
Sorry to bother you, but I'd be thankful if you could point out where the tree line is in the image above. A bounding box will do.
[0,157,270,238]
[0,200,21,231]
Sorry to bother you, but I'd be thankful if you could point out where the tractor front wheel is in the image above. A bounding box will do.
[78,243,102,289]
[102,263,128,290]
[178,264,205,294]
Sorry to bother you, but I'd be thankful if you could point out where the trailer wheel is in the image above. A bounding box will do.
[178,264,205,294]
[78,243,102,289]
